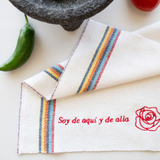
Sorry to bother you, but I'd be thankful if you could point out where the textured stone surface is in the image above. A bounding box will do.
[9,0,113,31]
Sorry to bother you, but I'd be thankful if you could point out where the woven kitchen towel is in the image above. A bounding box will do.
[18,20,160,154]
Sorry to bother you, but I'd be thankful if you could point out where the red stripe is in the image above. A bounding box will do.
[52,99,56,153]
[93,31,121,90]
[57,64,64,70]
[49,68,61,77]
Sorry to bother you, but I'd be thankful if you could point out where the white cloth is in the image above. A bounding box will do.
[18,19,160,154]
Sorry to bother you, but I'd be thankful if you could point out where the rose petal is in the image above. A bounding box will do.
[144,111,156,121]
[148,120,160,131]
[144,107,160,119]
[135,117,146,131]
[146,116,156,124]
[142,110,152,119]
[135,108,142,116]
[139,117,154,130]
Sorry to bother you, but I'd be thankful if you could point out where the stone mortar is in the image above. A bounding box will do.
[9,0,113,31]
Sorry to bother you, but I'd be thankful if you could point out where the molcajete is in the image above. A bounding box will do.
[9,0,113,31]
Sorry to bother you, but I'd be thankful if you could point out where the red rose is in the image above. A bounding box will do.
[135,106,160,131]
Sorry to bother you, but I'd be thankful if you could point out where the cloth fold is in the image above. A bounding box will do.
[18,20,160,154]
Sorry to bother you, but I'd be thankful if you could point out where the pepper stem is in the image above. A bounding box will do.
[25,14,29,24]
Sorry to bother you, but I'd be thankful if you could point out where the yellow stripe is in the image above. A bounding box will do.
[41,99,47,153]
[46,69,60,80]
[79,27,113,93]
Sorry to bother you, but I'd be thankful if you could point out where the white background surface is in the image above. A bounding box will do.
[1,0,160,159]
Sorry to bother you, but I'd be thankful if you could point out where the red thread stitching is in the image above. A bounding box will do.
[17,83,23,154]
[135,106,160,131]
[50,19,90,100]
[23,81,48,100]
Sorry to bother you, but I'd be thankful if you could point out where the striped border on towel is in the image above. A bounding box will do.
[39,98,56,153]
[77,26,121,94]
[44,64,64,81]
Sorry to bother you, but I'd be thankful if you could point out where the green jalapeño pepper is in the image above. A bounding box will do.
[0,15,35,71]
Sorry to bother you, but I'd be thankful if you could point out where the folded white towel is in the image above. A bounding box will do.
[18,19,160,154]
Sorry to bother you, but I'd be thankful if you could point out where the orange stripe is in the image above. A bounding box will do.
[82,28,114,92]
[44,100,48,153]
[49,68,61,77]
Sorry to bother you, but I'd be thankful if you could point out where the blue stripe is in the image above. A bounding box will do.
[39,97,43,153]
[44,70,58,81]
[76,26,110,93]
[48,100,54,153]
[51,66,63,75]
[87,29,119,91]
[52,65,63,73]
